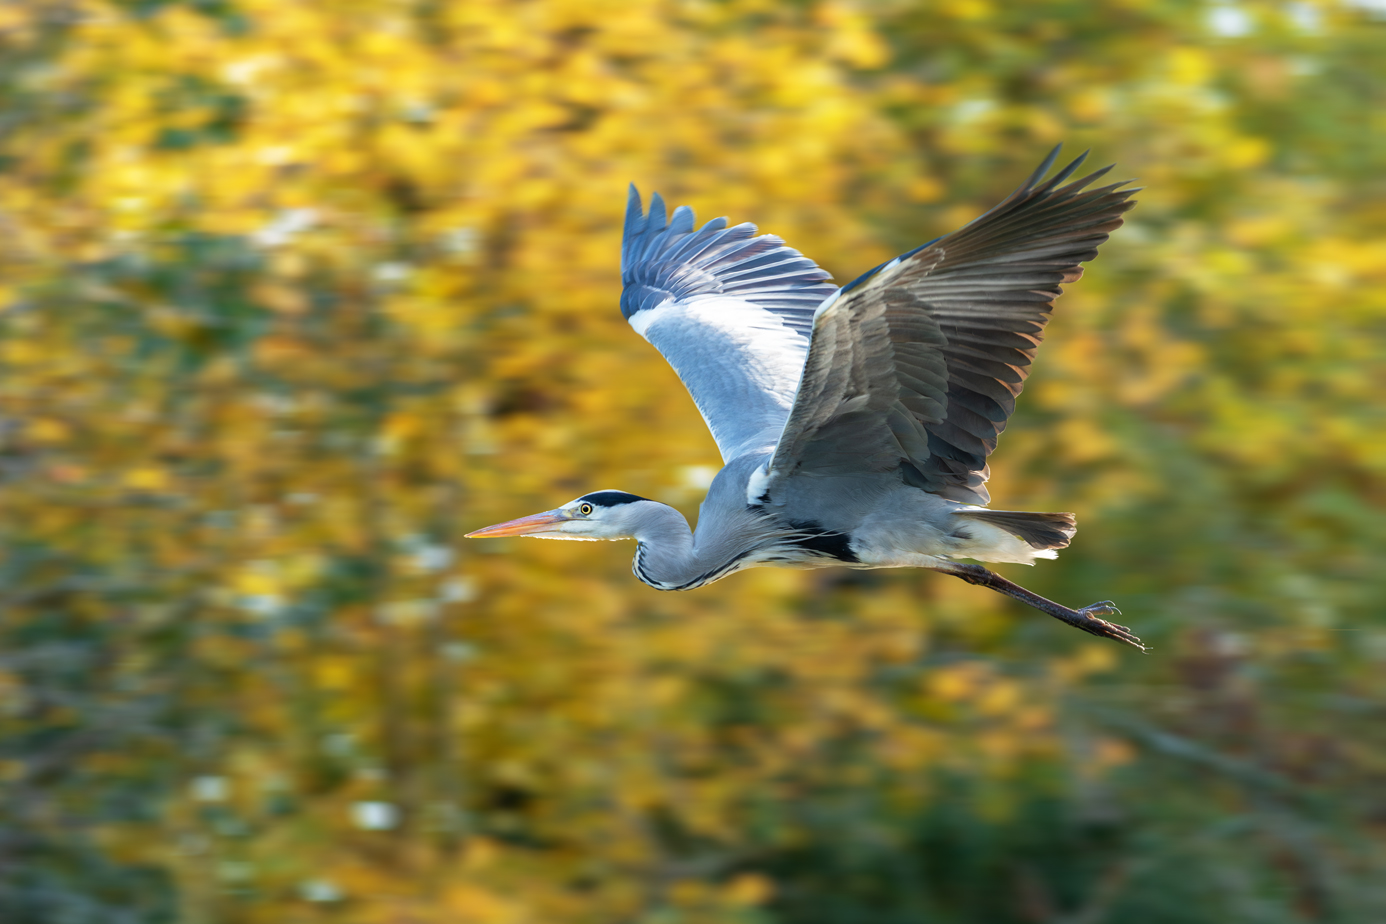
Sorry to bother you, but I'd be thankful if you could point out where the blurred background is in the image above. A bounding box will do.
[0,0,1383,921]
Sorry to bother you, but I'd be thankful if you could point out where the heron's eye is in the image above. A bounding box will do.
[578,502,594,516]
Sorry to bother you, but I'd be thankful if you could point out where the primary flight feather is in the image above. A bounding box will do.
[469,148,1144,649]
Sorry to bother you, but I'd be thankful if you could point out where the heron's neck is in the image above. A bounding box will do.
[630,502,744,591]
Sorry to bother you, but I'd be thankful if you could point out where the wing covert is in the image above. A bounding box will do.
[621,186,838,462]
[765,148,1137,505]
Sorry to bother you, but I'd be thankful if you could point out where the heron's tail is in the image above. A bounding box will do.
[954,509,1076,551]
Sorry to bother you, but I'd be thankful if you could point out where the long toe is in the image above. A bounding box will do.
[1072,605,1145,651]
[1079,604,1134,632]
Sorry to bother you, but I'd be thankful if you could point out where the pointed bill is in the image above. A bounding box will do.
[464,510,570,539]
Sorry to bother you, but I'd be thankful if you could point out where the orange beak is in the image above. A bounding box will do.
[464,509,571,539]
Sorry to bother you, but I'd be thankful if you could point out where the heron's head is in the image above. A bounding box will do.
[465,491,654,542]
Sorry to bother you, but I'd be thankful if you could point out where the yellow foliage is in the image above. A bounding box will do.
[0,0,1382,919]
[123,466,170,492]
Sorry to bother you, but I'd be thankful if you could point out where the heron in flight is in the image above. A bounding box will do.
[468,148,1144,649]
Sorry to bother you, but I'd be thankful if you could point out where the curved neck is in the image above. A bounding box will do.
[630,502,746,591]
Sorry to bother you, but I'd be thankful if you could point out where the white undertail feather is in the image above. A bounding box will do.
[952,518,1060,565]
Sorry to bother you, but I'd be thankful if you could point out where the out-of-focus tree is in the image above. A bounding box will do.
[0,1,1382,922]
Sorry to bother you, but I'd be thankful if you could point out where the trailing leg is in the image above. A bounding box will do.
[936,562,1146,650]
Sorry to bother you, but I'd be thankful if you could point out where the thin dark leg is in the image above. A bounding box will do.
[937,563,1146,651]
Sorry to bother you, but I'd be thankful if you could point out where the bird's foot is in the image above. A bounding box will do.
[1066,601,1146,651]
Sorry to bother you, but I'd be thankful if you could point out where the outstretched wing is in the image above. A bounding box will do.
[621,186,838,463]
[763,148,1137,506]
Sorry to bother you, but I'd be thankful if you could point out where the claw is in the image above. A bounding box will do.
[1071,602,1146,651]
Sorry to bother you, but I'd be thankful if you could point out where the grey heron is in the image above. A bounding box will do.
[468,148,1144,650]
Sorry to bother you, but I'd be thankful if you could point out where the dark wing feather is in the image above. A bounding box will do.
[621,185,837,336]
[766,148,1137,504]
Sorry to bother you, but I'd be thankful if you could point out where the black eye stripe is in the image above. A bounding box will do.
[579,491,646,507]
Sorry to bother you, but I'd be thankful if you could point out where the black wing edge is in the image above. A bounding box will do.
[839,146,1141,296]
[619,185,838,335]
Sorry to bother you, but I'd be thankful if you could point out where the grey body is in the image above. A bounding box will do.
[615,454,1041,593]
[469,148,1145,648]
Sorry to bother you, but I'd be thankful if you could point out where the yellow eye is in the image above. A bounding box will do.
[578,503,594,516]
